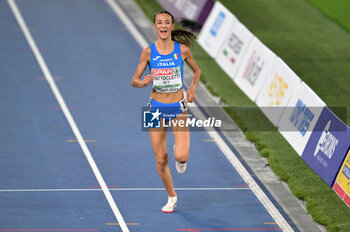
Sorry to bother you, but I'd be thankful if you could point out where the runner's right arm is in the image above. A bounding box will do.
[131,46,153,88]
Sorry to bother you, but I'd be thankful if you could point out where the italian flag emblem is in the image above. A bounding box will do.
[174,54,178,60]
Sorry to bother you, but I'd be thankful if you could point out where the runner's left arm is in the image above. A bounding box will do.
[181,44,201,103]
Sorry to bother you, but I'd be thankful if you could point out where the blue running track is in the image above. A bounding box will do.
[0,0,288,231]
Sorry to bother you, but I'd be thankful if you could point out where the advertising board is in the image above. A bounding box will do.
[256,58,302,126]
[278,82,326,155]
[198,1,236,58]
[234,37,277,101]
[301,108,349,186]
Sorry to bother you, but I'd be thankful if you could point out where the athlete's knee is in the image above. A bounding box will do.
[175,156,187,164]
[174,151,188,163]
[156,153,169,168]
[174,145,189,163]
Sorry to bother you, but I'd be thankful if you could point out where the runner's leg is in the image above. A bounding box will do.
[149,125,176,197]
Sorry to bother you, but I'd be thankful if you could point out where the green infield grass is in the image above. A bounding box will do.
[306,0,350,33]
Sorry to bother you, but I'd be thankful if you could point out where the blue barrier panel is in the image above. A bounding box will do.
[301,107,350,186]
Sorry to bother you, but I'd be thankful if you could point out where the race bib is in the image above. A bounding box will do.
[152,67,182,93]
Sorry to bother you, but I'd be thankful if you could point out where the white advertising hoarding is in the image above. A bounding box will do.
[234,37,278,101]
[197,1,236,58]
[215,20,254,80]
[278,82,326,155]
[256,58,302,126]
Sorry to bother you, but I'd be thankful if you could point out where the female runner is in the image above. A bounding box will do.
[131,10,201,213]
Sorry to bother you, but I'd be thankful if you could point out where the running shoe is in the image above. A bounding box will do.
[173,144,187,174]
[162,195,177,213]
[175,161,187,174]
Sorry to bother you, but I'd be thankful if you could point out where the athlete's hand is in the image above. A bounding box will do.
[186,87,196,103]
[141,74,153,87]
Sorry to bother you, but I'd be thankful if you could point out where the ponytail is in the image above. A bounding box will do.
[153,10,196,47]
[171,29,196,47]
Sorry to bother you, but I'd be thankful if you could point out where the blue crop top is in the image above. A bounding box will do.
[148,41,184,93]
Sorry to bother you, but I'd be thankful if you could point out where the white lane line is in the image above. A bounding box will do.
[7,1,129,232]
[207,131,294,232]
[105,0,148,49]
[0,187,250,192]
[105,1,294,231]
